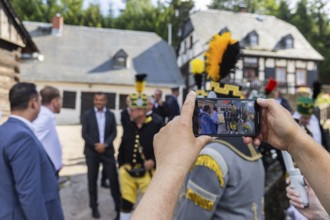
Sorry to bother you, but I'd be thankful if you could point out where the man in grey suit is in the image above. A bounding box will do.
[0,82,64,220]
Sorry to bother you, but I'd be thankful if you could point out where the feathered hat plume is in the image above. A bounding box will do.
[204,32,240,82]
[190,58,205,90]
[135,73,147,93]
[129,73,148,108]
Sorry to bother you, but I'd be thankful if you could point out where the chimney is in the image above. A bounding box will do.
[51,13,63,36]
[239,3,248,13]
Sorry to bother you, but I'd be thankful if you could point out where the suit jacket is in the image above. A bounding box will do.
[82,108,117,158]
[0,117,64,220]
[164,95,180,122]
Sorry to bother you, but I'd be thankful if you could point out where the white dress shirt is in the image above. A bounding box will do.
[10,115,35,132]
[292,111,322,145]
[94,107,106,144]
[33,106,62,171]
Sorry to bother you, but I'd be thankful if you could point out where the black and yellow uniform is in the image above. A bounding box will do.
[118,115,162,211]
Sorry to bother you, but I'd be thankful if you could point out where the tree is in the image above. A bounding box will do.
[275,0,292,22]
[82,3,104,28]
[11,0,45,22]
[60,0,84,26]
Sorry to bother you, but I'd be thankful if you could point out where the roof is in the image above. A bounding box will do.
[189,10,323,61]
[20,22,183,87]
[1,0,39,53]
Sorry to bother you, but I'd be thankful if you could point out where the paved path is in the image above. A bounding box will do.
[57,125,123,220]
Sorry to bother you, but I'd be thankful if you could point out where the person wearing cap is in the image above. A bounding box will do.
[118,75,163,220]
[241,102,255,135]
[292,96,328,149]
[175,32,264,220]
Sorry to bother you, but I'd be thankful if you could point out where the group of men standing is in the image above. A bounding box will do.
[81,87,180,219]
[0,81,181,220]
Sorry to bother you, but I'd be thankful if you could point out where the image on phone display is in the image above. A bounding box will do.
[193,98,260,137]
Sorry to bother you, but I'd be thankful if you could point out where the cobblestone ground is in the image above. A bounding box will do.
[57,125,122,220]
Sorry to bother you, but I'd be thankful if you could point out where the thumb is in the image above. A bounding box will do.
[256,98,269,108]
[196,135,212,150]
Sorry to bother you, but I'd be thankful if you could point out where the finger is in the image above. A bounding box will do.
[196,135,212,150]
[256,98,269,108]
[180,91,196,122]
[286,177,291,185]
[243,137,252,144]
[253,138,261,146]
[289,200,305,209]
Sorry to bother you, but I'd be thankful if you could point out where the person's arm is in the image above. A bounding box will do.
[244,98,330,214]
[33,113,52,142]
[117,138,125,167]
[104,112,117,147]
[286,178,330,220]
[81,111,97,147]
[131,91,211,220]
[6,133,48,220]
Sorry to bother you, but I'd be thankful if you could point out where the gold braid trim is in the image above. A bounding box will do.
[193,155,224,187]
[213,139,262,161]
[185,188,214,211]
[210,81,242,98]
[196,90,208,97]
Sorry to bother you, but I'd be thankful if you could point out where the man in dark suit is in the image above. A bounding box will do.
[152,88,165,121]
[164,87,180,122]
[0,82,64,220]
[82,92,121,219]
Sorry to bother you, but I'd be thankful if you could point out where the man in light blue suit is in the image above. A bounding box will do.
[0,82,64,220]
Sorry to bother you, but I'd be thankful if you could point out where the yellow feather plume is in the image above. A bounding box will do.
[190,58,204,75]
[205,32,232,82]
[135,81,145,93]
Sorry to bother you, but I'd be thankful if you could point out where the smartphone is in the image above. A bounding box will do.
[193,98,261,137]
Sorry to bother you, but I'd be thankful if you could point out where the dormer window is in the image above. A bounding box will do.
[241,30,259,47]
[248,31,258,46]
[284,34,294,48]
[113,49,128,69]
[273,34,294,51]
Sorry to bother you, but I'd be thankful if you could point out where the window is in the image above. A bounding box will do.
[247,31,259,46]
[243,57,258,82]
[113,49,128,69]
[189,35,193,49]
[116,57,126,66]
[250,34,258,46]
[62,91,76,109]
[274,34,294,50]
[105,93,116,109]
[276,68,286,83]
[296,69,306,85]
[119,94,129,110]
[285,38,293,48]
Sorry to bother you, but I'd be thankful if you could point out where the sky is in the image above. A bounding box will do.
[83,0,212,16]
[83,0,329,17]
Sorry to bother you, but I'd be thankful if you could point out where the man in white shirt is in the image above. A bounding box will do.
[33,86,62,177]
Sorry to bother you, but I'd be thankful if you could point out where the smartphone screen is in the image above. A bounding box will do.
[193,98,260,137]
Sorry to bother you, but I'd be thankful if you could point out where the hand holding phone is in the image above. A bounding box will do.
[193,98,261,137]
